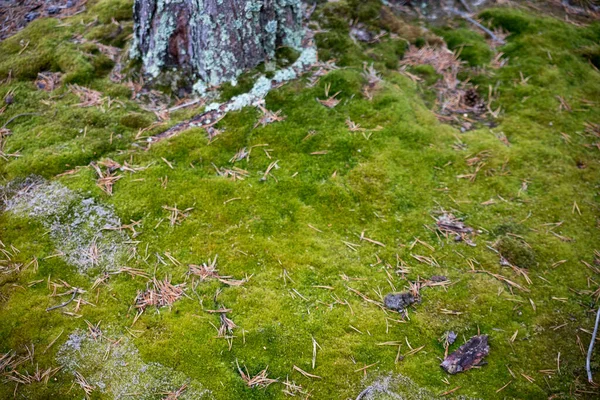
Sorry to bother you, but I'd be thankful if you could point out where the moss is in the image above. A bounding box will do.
[496,235,537,268]
[435,27,493,67]
[479,8,534,34]
[367,39,407,69]
[89,0,134,24]
[492,221,527,237]
[1,2,600,400]
[347,0,381,25]
[380,6,444,46]
[315,31,364,66]
[0,18,115,83]
[579,44,600,69]
[410,64,440,86]
[85,21,133,48]
[316,2,352,32]
[119,113,155,129]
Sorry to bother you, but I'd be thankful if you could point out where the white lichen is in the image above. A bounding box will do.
[57,329,213,399]
[201,45,317,113]
[356,373,480,400]
[3,178,128,274]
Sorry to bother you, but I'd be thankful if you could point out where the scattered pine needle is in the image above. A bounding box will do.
[293,365,322,379]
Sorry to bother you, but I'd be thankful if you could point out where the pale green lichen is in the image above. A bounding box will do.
[3,178,128,274]
[356,374,479,400]
[193,80,208,96]
[212,45,317,112]
[57,329,213,399]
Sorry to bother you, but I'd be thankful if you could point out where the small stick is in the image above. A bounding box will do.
[458,0,472,13]
[167,98,204,113]
[449,9,505,44]
[46,289,80,311]
[441,386,461,396]
[586,306,600,382]
[2,113,41,129]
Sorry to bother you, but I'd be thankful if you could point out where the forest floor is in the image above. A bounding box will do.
[1,0,600,399]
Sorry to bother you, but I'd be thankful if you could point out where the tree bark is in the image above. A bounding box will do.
[131,0,304,92]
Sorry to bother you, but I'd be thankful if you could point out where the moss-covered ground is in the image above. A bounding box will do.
[1,1,600,399]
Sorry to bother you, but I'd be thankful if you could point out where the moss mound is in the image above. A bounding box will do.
[496,235,536,268]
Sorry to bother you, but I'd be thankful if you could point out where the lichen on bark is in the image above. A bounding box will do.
[131,0,304,91]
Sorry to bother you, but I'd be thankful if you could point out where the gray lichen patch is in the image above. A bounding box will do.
[2,177,128,274]
[356,374,478,400]
[57,329,212,399]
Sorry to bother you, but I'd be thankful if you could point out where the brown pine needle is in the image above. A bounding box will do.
[496,380,512,393]
[307,224,322,233]
[359,231,385,247]
[529,298,536,312]
[161,157,174,169]
[473,270,530,292]
[441,386,461,396]
[405,345,425,356]
[293,365,322,379]
[354,362,378,373]
[43,329,64,353]
[521,373,535,383]
[311,337,321,370]
[223,197,241,205]
[573,201,581,215]
[237,361,277,388]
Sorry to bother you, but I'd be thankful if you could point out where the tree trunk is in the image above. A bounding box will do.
[131,0,304,92]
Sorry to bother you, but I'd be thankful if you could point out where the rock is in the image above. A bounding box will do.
[350,27,372,42]
[4,94,14,104]
[384,292,415,312]
[25,12,39,22]
[47,5,60,15]
[446,331,457,345]
[441,334,489,374]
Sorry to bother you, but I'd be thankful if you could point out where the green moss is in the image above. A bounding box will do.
[119,113,154,129]
[315,31,365,66]
[411,64,440,86]
[0,17,117,83]
[579,44,600,69]
[435,27,493,67]
[347,0,381,25]
[1,3,600,400]
[479,8,534,34]
[89,0,134,24]
[367,39,407,69]
[496,235,537,268]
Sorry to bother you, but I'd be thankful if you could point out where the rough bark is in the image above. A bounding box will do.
[131,0,304,91]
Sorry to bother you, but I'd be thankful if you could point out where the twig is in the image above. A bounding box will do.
[458,0,472,13]
[587,306,600,382]
[2,113,41,129]
[46,289,80,311]
[449,9,505,45]
[167,98,204,113]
